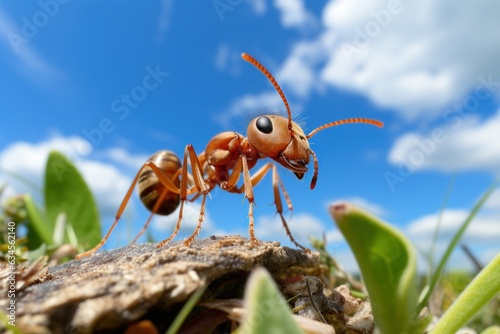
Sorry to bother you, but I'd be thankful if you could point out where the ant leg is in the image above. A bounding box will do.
[157,145,211,248]
[183,194,207,246]
[272,165,310,253]
[276,169,293,218]
[129,161,193,248]
[77,155,200,258]
[131,168,188,244]
[76,163,154,259]
[221,155,265,245]
[156,200,185,248]
[240,156,258,245]
[132,187,169,244]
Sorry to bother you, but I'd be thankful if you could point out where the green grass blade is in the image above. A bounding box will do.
[44,151,101,250]
[239,267,304,334]
[23,194,52,248]
[428,173,456,277]
[431,254,500,334]
[165,285,206,334]
[417,181,499,314]
[329,202,425,334]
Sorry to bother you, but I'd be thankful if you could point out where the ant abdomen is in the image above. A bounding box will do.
[138,150,182,215]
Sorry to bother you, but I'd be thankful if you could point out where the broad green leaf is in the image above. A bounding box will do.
[239,267,304,334]
[23,194,52,248]
[44,151,101,250]
[431,254,500,334]
[329,202,426,334]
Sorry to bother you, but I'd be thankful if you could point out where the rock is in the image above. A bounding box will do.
[3,236,321,334]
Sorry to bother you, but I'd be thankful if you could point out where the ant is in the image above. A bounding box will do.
[76,53,383,259]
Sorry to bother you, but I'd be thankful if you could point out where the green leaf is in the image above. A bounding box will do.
[431,254,500,334]
[23,194,52,248]
[44,151,101,250]
[239,267,304,334]
[329,202,426,334]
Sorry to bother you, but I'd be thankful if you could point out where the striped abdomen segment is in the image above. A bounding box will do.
[138,150,181,215]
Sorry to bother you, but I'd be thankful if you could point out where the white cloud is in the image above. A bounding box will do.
[347,196,387,217]
[485,189,500,211]
[329,249,360,273]
[77,160,131,217]
[0,136,133,218]
[405,208,500,271]
[223,0,500,125]
[273,0,317,30]
[248,0,267,15]
[155,0,173,43]
[320,0,500,119]
[406,209,500,244]
[276,40,324,98]
[152,200,214,238]
[327,197,387,218]
[105,147,149,171]
[226,0,500,123]
[325,229,345,243]
[327,196,388,217]
[214,44,242,76]
[0,136,91,190]
[277,55,314,98]
[215,44,229,71]
[388,109,500,174]
[255,212,328,246]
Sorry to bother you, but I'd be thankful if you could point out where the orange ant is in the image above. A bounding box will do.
[76,53,383,259]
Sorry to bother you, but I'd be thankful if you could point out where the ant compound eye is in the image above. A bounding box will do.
[256,116,273,134]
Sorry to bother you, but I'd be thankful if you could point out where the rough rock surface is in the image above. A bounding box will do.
[2,236,322,334]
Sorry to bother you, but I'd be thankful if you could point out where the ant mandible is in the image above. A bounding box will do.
[76,53,383,259]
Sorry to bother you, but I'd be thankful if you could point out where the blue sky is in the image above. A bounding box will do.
[1,0,499,271]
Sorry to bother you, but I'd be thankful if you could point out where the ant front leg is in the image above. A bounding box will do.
[233,161,310,252]
[271,165,310,253]
[220,154,259,245]
[222,158,307,252]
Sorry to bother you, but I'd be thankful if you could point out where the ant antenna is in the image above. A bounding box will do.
[241,54,384,139]
[241,53,293,133]
[307,118,384,138]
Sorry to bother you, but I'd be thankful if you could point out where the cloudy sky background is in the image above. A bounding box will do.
[0,0,499,272]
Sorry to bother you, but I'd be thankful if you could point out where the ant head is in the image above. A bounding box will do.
[247,115,311,179]
[241,52,384,190]
[242,53,313,184]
